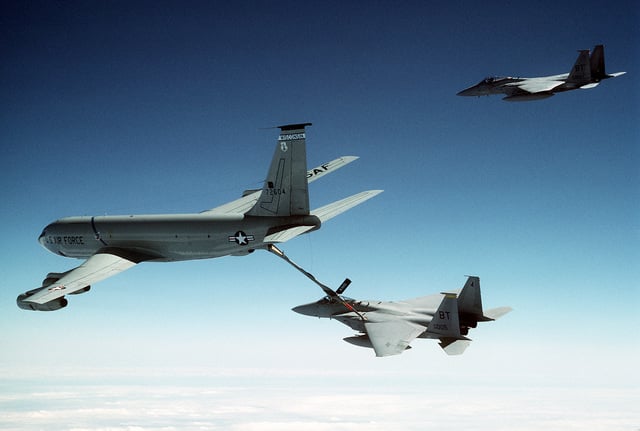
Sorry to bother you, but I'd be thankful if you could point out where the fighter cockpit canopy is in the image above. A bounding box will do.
[319,295,355,305]
[481,76,513,84]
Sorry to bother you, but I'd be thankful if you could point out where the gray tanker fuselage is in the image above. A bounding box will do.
[39,213,321,261]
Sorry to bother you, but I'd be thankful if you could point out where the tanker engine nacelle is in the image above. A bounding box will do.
[17,291,68,311]
[16,273,91,311]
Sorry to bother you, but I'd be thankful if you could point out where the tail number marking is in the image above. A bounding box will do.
[278,132,305,141]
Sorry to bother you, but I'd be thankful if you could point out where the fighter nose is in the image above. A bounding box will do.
[292,303,316,316]
[456,87,476,96]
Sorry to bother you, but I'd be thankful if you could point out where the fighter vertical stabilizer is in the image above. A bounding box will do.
[427,293,467,340]
[457,276,512,330]
[567,49,592,84]
[590,44,627,80]
[457,276,484,318]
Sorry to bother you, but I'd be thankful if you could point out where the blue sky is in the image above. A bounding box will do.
[1,1,638,429]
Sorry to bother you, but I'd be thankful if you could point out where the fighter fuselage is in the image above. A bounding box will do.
[292,296,439,334]
[456,74,581,97]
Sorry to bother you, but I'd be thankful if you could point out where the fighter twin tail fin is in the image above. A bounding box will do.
[571,44,626,87]
[567,49,592,84]
[457,276,512,328]
[589,44,627,81]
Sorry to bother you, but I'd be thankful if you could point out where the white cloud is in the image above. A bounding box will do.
[0,368,637,431]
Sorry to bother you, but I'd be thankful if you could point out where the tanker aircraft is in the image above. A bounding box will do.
[457,44,625,101]
[269,245,511,357]
[18,123,382,311]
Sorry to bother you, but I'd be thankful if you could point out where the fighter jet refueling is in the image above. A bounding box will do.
[457,44,625,101]
[18,123,382,311]
[268,245,511,357]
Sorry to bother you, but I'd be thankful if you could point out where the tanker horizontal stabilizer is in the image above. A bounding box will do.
[264,225,317,243]
[312,190,383,222]
[205,156,359,215]
[263,189,383,243]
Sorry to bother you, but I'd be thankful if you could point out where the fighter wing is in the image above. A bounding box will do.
[511,77,565,94]
[262,190,383,243]
[204,156,359,215]
[364,320,426,357]
[18,251,138,309]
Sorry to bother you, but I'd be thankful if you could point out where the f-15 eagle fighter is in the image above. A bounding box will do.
[269,245,511,357]
[457,44,625,101]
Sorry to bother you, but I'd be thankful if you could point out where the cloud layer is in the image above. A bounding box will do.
[1,368,637,431]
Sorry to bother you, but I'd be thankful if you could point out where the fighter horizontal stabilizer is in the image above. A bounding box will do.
[364,320,426,357]
[483,306,513,320]
[439,339,471,356]
[580,83,600,89]
[312,190,383,223]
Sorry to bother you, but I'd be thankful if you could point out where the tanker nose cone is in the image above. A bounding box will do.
[38,229,47,246]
